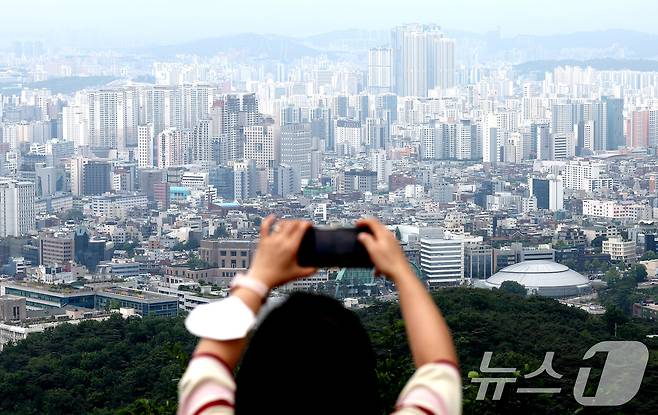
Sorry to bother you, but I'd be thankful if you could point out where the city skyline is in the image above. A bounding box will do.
[1,3,658,413]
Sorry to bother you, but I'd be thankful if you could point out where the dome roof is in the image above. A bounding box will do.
[482,260,591,298]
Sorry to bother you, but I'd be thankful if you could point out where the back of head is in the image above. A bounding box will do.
[235,292,381,415]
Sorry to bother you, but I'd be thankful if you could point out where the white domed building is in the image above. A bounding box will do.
[477,260,592,298]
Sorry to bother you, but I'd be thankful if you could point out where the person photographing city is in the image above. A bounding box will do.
[178,216,461,415]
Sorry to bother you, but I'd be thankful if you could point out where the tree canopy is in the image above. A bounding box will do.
[1,289,657,414]
[498,280,527,296]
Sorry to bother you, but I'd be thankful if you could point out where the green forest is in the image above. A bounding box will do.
[1,288,657,414]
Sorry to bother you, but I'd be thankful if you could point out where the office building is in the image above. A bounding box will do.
[464,243,493,279]
[244,119,276,177]
[199,239,257,269]
[70,158,113,196]
[39,231,74,267]
[1,282,177,317]
[550,134,574,160]
[420,237,465,287]
[529,175,564,211]
[532,121,551,160]
[280,123,312,181]
[343,170,377,193]
[208,166,235,201]
[274,163,301,197]
[603,96,624,150]
[233,159,257,200]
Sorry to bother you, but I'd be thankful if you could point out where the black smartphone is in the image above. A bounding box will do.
[297,227,374,268]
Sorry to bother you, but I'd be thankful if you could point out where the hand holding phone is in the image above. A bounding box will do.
[297,227,374,268]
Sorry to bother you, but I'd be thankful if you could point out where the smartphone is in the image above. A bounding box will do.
[297,227,374,268]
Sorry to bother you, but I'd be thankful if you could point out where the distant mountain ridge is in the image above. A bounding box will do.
[138,29,658,63]
[141,33,322,61]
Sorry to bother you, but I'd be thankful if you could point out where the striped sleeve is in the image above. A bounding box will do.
[392,361,462,415]
[178,354,236,415]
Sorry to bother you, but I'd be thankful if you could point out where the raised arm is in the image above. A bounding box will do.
[192,215,317,368]
[357,218,458,368]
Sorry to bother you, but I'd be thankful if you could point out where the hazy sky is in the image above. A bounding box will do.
[2,0,658,46]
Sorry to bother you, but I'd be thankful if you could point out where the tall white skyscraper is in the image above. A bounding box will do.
[137,124,155,168]
[420,124,438,160]
[87,89,138,151]
[144,86,183,137]
[181,84,211,129]
[62,105,87,147]
[368,48,393,94]
[190,120,211,165]
[392,24,456,97]
[482,113,498,164]
[0,178,35,237]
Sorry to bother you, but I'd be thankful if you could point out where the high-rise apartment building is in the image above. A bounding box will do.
[629,109,658,148]
[368,48,393,94]
[137,124,155,168]
[156,128,189,169]
[62,105,87,147]
[87,89,138,151]
[391,24,455,97]
[189,120,211,165]
[0,178,35,237]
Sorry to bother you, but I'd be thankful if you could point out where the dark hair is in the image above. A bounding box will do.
[235,292,381,415]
